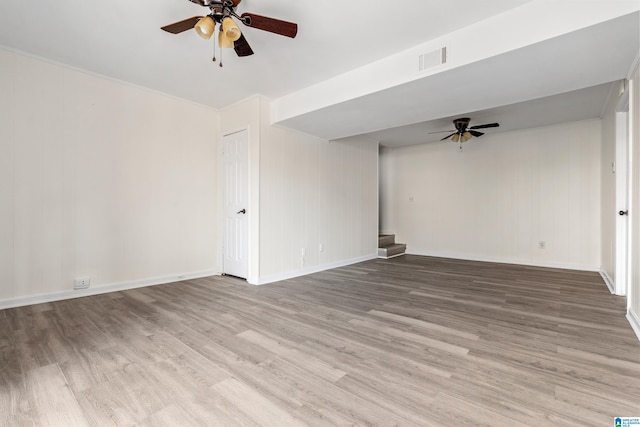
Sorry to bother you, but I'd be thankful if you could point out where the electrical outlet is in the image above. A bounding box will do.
[74,277,91,290]
[301,247,306,257]
[539,241,546,249]
[319,243,324,252]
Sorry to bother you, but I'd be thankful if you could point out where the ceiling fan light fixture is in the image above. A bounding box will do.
[452,134,460,143]
[161,0,299,59]
[195,16,216,40]
[222,17,242,42]
[461,131,472,142]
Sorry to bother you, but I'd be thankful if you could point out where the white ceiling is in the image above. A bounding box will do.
[275,7,640,145]
[0,0,531,107]
[0,0,638,147]
[367,83,614,148]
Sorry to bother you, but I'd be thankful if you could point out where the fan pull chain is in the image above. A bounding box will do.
[219,32,224,67]
[212,37,216,63]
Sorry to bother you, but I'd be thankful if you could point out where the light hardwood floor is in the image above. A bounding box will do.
[1,255,639,426]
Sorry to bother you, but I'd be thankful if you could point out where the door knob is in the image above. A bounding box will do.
[619,210,628,216]
[237,209,246,214]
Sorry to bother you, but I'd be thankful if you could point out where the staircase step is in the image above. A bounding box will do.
[378,243,406,259]
[378,234,395,247]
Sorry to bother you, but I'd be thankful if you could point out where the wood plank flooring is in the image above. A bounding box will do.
[1,255,639,426]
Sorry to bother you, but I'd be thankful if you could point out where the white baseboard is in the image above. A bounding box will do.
[627,309,640,342]
[0,269,220,310]
[252,253,378,285]
[599,270,615,294]
[1,253,380,307]
[405,250,600,272]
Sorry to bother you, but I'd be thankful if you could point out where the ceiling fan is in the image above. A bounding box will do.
[433,118,500,142]
[161,0,298,62]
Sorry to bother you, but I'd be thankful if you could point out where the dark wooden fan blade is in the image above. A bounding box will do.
[469,130,484,137]
[469,123,499,130]
[234,33,254,57]
[161,16,203,34]
[440,133,457,141]
[240,13,298,38]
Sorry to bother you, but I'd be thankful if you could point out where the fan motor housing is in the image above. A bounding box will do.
[453,118,470,132]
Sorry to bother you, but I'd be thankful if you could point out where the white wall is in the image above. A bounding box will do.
[218,97,378,284]
[0,49,220,306]
[258,99,378,283]
[0,53,378,306]
[380,120,602,270]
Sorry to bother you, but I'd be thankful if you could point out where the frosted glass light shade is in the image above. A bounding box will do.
[222,17,241,42]
[452,134,460,142]
[195,16,215,40]
[461,131,472,142]
[218,29,235,48]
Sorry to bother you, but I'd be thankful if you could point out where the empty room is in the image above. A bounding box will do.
[1,0,640,425]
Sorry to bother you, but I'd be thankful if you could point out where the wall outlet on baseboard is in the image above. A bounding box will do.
[74,277,91,290]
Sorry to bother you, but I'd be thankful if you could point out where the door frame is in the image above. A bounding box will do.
[614,90,630,296]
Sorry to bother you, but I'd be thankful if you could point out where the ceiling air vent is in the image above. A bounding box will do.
[418,47,447,72]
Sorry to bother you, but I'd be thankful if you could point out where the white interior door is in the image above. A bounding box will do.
[222,129,249,279]
[615,107,630,296]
